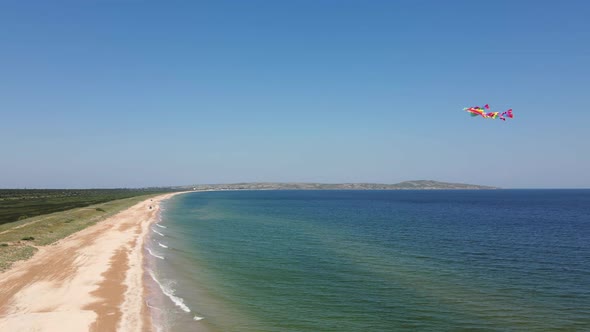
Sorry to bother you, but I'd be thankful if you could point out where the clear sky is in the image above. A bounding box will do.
[1,0,589,188]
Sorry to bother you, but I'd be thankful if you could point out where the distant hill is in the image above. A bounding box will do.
[181,180,497,191]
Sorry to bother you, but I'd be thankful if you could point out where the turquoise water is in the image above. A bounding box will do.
[146,190,590,331]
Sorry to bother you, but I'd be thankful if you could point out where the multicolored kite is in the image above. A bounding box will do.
[464,105,513,121]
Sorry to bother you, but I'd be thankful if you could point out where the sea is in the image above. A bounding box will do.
[144,190,590,331]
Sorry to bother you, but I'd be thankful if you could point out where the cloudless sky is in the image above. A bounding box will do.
[1,0,589,188]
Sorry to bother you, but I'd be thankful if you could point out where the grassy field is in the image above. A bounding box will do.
[0,188,176,226]
[0,194,160,271]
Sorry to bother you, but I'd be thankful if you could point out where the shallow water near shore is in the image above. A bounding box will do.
[145,190,590,331]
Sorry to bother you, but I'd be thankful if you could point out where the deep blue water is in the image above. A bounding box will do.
[147,190,590,331]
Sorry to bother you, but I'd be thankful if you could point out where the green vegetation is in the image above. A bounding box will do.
[0,188,177,226]
[0,194,160,271]
[0,245,37,271]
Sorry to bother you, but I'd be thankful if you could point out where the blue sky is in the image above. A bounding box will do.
[1,0,589,188]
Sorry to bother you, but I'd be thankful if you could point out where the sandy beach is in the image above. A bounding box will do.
[0,192,185,331]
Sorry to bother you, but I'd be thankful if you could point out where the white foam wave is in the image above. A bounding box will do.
[158,242,168,249]
[146,247,165,260]
[155,223,167,229]
[145,300,162,311]
[146,300,165,332]
[152,228,165,236]
[193,316,204,321]
[148,270,191,313]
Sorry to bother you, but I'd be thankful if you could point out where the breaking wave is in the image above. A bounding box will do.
[147,247,165,260]
[148,269,191,313]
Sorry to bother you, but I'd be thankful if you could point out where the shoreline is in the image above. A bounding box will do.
[0,191,188,331]
[143,192,208,331]
[143,194,176,331]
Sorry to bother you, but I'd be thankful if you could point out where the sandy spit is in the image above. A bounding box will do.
[0,192,187,332]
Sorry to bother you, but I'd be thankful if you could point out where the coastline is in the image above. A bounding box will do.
[143,192,208,332]
[0,191,188,331]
